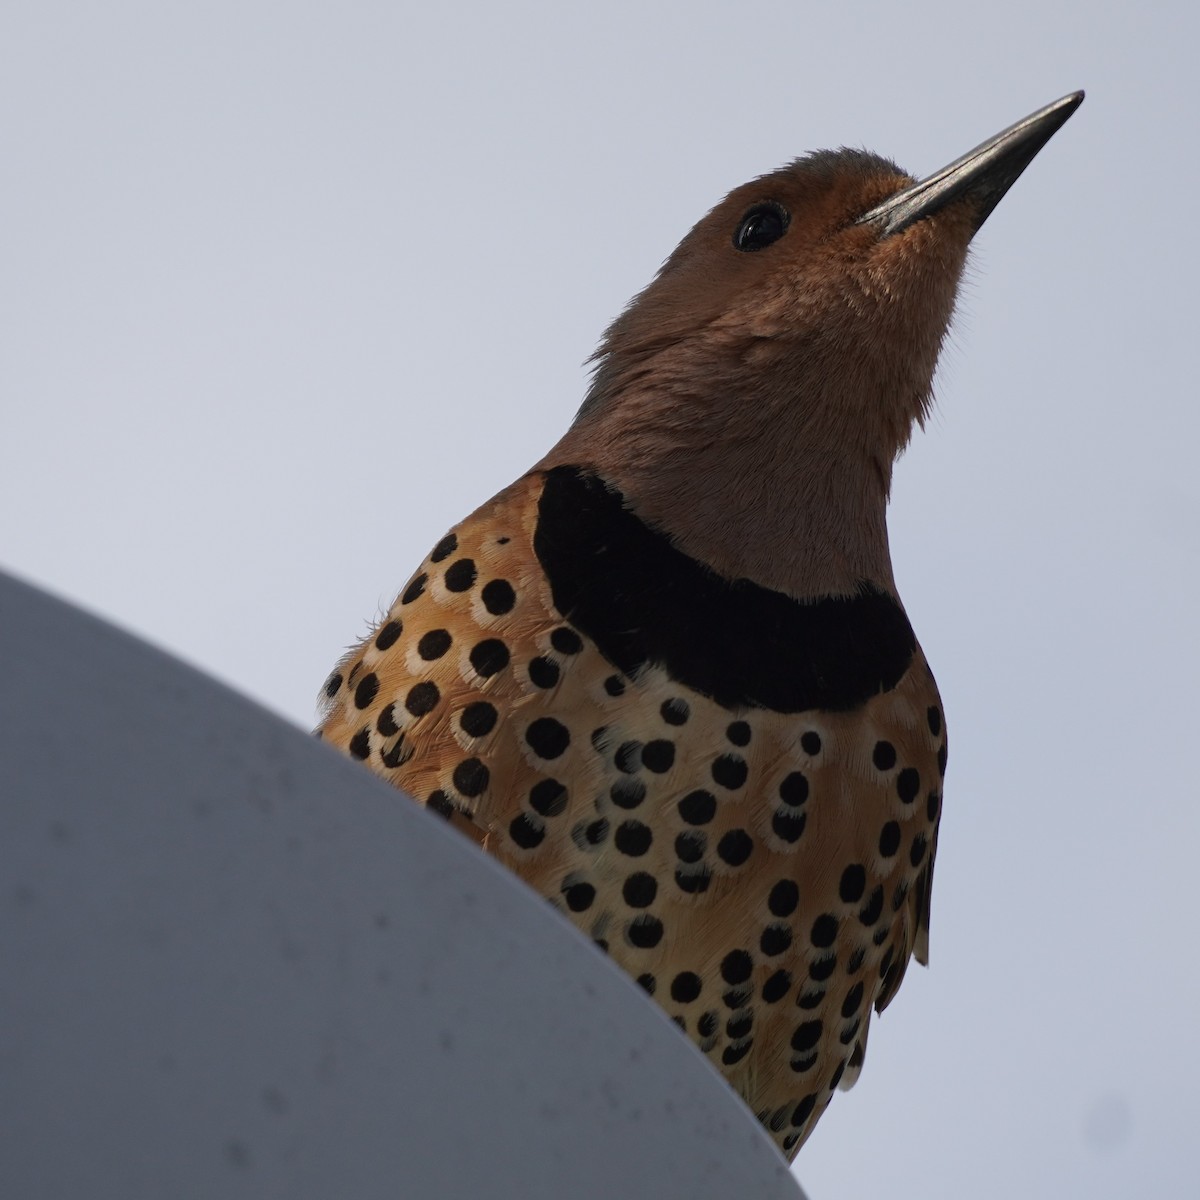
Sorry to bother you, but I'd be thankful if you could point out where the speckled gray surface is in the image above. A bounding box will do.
[0,571,805,1200]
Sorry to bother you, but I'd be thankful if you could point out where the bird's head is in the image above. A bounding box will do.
[547,93,1082,595]
[583,148,970,460]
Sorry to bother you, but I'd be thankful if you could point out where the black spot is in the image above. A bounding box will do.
[584,818,609,846]
[429,533,457,562]
[927,705,942,736]
[721,949,753,985]
[405,681,440,717]
[772,811,807,843]
[858,886,884,927]
[797,989,824,1009]
[779,772,809,806]
[927,791,941,821]
[670,971,702,1003]
[722,1040,753,1066]
[726,720,751,746]
[622,872,658,908]
[879,945,895,979]
[482,579,516,614]
[380,737,410,769]
[594,939,609,954]
[348,728,370,759]
[800,730,821,756]
[762,969,792,1003]
[842,982,865,1018]
[892,881,910,912]
[641,739,675,773]
[615,820,652,856]
[469,638,510,678]
[760,924,792,956]
[614,741,642,773]
[444,558,477,592]
[660,697,690,725]
[872,927,890,946]
[846,947,866,973]
[839,1019,861,1046]
[610,778,646,809]
[590,727,609,751]
[828,1061,846,1090]
[674,867,712,894]
[417,628,452,660]
[452,758,489,798]
[791,1020,823,1052]
[627,915,663,948]
[563,882,595,912]
[910,832,929,867]
[496,536,510,545]
[768,1106,789,1133]
[711,754,748,790]
[324,672,343,698]
[528,655,560,688]
[604,674,625,696]
[529,779,567,817]
[374,621,402,651]
[790,1053,817,1074]
[839,864,866,903]
[550,627,583,655]
[725,1013,753,1039]
[508,813,544,849]
[810,914,839,948]
[401,573,427,604]
[723,985,753,1009]
[525,717,570,760]
[347,663,362,686]
[698,1011,719,1038]
[878,821,901,857]
[769,880,800,917]
[636,972,656,994]
[674,831,706,864]
[460,701,497,738]
[897,767,920,804]
[678,790,716,825]
[376,705,399,736]
[717,829,753,866]
[533,466,917,712]
[354,672,379,710]
[783,1132,802,1151]
[872,740,897,771]
[938,742,948,777]
[811,950,840,979]
[791,1094,817,1127]
[427,790,454,820]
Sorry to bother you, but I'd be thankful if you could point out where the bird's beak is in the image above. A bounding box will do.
[858,91,1084,239]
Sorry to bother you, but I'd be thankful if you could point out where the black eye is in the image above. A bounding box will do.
[733,203,789,252]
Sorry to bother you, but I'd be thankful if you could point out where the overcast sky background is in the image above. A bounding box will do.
[3,3,1197,1197]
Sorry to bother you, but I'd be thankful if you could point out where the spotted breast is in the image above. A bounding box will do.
[318,466,944,1156]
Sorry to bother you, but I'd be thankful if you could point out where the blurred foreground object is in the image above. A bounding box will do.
[0,571,804,1200]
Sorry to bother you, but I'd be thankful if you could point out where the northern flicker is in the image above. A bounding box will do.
[317,92,1082,1158]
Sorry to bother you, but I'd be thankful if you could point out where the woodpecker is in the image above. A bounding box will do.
[317,92,1082,1158]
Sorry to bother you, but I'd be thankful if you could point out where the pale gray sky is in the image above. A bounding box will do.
[3,3,1197,1197]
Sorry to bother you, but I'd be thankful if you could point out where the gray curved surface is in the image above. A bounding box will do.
[0,570,806,1200]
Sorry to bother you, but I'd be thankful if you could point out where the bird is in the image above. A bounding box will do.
[316,92,1083,1159]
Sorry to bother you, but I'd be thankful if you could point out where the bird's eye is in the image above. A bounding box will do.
[733,203,789,252]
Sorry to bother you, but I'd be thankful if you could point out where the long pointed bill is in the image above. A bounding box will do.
[858,91,1084,238]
